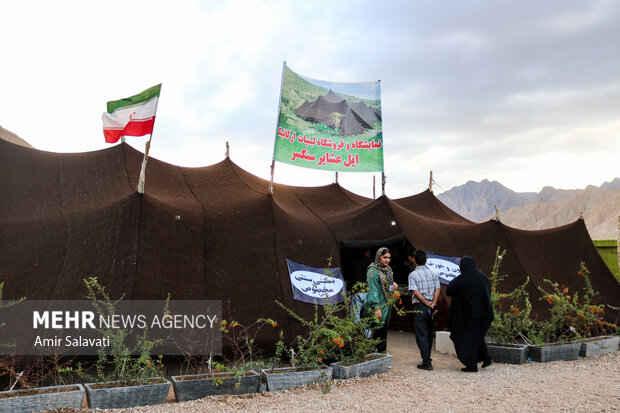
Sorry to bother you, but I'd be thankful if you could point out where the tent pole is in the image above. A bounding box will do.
[269,160,275,194]
[334,171,338,184]
[137,134,153,194]
[381,172,386,196]
[225,141,230,158]
[429,171,433,192]
[373,175,376,199]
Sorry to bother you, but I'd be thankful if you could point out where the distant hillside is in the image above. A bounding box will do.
[437,179,537,222]
[499,186,620,239]
[0,125,32,148]
[438,178,620,239]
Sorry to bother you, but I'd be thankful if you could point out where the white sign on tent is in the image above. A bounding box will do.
[426,252,461,284]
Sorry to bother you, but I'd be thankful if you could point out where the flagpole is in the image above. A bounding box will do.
[136,134,152,194]
[270,60,287,195]
[102,84,161,194]
[378,79,385,197]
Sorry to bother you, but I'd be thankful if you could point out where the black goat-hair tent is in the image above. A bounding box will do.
[1,138,618,345]
[293,90,381,135]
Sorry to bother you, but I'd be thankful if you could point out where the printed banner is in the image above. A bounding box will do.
[273,64,383,172]
[426,252,461,285]
[286,259,346,304]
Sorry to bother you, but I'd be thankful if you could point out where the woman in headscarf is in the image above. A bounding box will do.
[447,255,494,372]
[361,247,399,353]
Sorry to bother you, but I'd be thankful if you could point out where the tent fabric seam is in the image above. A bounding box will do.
[268,194,290,335]
[179,166,209,298]
[288,187,340,247]
[52,156,70,301]
[228,158,270,195]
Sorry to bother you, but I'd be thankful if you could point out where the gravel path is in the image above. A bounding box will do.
[76,331,619,413]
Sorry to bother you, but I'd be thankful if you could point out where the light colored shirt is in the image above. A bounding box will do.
[408,266,440,304]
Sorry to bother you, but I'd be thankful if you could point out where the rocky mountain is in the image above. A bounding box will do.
[498,186,620,239]
[438,178,620,239]
[437,179,537,222]
[601,179,620,191]
[0,125,32,148]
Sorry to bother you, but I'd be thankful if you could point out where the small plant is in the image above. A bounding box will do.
[0,281,26,350]
[218,316,278,384]
[532,262,618,343]
[486,247,535,345]
[486,249,619,346]
[0,353,80,392]
[0,282,82,392]
[272,275,406,369]
[0,281,28,391]
[219,318,277,368]
[81,277,165,386]
[313,122,340,135]
[176,315,278,389]
[330,112,344,132]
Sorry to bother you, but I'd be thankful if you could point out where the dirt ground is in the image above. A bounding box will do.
[71,330,620,413]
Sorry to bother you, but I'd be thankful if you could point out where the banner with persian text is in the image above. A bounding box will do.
[426,252,461,285]
[286,259,346,305]
[273,64,383,172]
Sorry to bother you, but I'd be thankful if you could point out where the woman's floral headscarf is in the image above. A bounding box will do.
[368,247,394,302]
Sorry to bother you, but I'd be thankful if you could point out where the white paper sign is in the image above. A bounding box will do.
[290,270,345,299]
[426,257,461,284]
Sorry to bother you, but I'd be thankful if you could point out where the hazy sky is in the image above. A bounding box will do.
[1,0,618,198]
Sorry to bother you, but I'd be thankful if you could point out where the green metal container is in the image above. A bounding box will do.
[593,239,619,281]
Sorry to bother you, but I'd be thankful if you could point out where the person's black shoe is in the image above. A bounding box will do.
[417,363,433,371]
[481,359,493,368]
[461,366,478,372]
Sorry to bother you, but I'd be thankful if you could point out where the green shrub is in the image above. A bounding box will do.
[487,248,535,345]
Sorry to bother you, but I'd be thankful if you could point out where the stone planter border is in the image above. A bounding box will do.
[261,366,332,392]
[486,343,529,364]
[84,378,170,409]
[528,342,581,363]
[0,383,84,413]
[330,353,391,379]
[171,370,260,401]
[578,336,619,357]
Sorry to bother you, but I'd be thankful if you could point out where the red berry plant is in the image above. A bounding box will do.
[532,262,618,343]
[486,248,535,345]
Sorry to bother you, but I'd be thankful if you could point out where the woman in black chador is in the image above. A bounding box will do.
[447,256,494,372]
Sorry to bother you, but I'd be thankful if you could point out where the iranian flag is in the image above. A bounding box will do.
[102,84,161,143]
